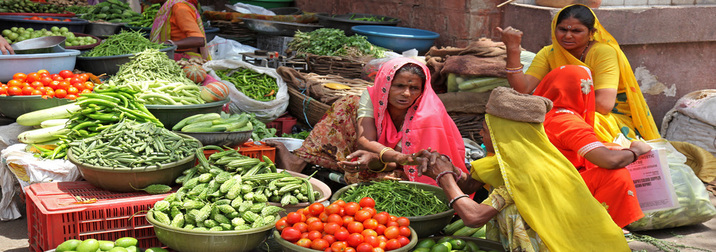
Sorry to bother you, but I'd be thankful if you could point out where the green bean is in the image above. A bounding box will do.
[83,30,165,57]
[338,180,450,217]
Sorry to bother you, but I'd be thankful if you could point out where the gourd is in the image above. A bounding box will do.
[183,65,207,84]
[200,81,230,102]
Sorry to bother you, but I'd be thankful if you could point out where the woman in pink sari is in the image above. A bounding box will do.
[269,57,467,186]
[148,0,208,60]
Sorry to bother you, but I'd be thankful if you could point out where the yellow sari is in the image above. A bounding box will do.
[471,114,628,251]
[542,4,659,142]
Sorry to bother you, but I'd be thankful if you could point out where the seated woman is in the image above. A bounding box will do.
[498,4,660,142]
[149,0,208,60]
[536,65,652,229]
[268,57,468,185]
[416,87,630,251]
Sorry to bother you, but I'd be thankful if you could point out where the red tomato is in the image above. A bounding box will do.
[342,215,354,225]
[54,88,67,98]
[347,233,365,248]
[44,89,55,98]
[286,212,303,225]
[12,73,26,81]
[67,86,79,95]
[7,79,22,88]
[372,248,385,252]
[58,81,70,90]
[384,239,401,250]
[396,236,410,247]
[307,230,323,241]
[275,217,289,231]
[324,234,336,244]
[30,81,43,89]
[361,229,378,238]
[281,227,301,242]
[293,222,309,233]
[63,19,71,22]
[69,77,84,86]
[327,214,344,226]
[325,203,342,215]
[52,75,65,81]
[363,235,380,248]
[80,89,92,94]
[398,226,411,237]
[334,200,347,207]
[346,221,364,234]
[363,219,379,230]
[344,202,360,216]
[59,70,74,79]
[65,94,78,100]
[21,86,35,95]
[324,222,340,235]
[39,76,53,86]
[362,207,377,217]
[306,216,321,225]
[77,73,89,82]
[308,221,324,232]
[30,89,42,96]
[25,73,40,83]
[386,221,399,227]
[48,80,60,90]
[383,226,400,239]
[374,224,386,236]
[396,217,410,227]
[354,210,372,222]
[296,238,312,248]
[309,202,325,216]
[36,86,47,94]
[71,82,85,91]
[0,85,6,95]
[331,241,348,252]
[356,242,373,252]
[319,212,329,222]
[311,238,330,250]
[389,215,398,222]
[84,82,94,91]
[359,197,376,208]
[334,229,350,241]
[345,248,356,252]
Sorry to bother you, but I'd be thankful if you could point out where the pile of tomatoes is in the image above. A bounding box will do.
[0,70,94,99]
[278,197,413,252]
[23,16,72,22]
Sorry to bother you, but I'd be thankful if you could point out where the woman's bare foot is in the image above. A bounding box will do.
[264,140,308,172]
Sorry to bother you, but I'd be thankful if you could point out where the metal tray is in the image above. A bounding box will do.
[242,18,322,36]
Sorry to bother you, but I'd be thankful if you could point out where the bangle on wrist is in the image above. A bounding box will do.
[448,194,470,208]
[369,162,389,173]
[379,147,394,164]
[623,148,639,162]
[165,39,175,46]
[435,169,462,187]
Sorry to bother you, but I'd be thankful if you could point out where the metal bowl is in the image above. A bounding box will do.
[145,99,227,130]
[242,18,322,36]
[11,36,66,54]
[178,130,253,147]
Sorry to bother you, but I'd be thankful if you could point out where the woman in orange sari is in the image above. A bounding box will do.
[535,64,652,229]
[149,0,208,60]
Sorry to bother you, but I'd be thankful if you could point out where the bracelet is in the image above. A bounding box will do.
[448,194,470,208]
[165,39,175,45]
[623,148,639,162]
[435,169,463,187]
[369,162,389,173]
[379,147,394,164]
[505,64,523,70]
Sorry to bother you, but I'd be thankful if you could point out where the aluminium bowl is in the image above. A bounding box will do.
[11,36,66,54]
[331,181,455,238]
[242,18,323,36]
[0,96,73,119]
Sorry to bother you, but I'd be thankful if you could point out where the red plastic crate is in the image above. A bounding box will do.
[25,181,170,252]
[202,142,276,162]
[266,115,297,136]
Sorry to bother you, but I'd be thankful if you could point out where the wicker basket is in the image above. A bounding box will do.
[305,53,373,79]
[288,86,332,127]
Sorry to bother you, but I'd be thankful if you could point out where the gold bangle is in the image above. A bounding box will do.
[505,64,523,71]
[379,147,393,164]
[370,162,389,173]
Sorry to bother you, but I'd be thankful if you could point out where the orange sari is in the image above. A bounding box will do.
[535,65,643,228]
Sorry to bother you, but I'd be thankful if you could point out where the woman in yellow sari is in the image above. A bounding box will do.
[416,87,629,251]
[497,4,659,142]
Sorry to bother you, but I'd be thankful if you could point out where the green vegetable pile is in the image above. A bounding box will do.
[282,131,309,140]
[247,114,277,141]
[82,0,142,23]
[128,3,160,28]
[83,30,165,57]
[55,237,166,252]
[63,5,92,15]
[338,180,450,217]
[288,28,387,58]
[0,0,66,14]
[3,26,97,46]
[348,14,396,22]
[215,68,279,102]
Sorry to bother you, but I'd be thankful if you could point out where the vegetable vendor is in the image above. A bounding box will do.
[537,65,652,232]
[266,57,468,186]
[148,0,208,60]
[498,4,660,142]
[0,36,13,55]
[415,87,630,251]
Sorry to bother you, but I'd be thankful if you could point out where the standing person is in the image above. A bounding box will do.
[267,57,468,186]
[0,37,14,55]
[497,4,659,142]
[149,0,208,60]
[536,64,652,230]
[416,87,630,251]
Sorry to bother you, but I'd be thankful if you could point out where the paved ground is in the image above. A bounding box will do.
[1,189,714,252]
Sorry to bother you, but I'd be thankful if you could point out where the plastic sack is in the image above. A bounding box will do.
[203,59,289,122]
[205,36,259,61]
[626,139,716,231]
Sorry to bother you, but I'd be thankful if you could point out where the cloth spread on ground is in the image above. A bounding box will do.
[425,38,509,93]
[276,66,373,106]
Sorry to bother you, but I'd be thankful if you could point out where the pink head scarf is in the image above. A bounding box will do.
[367,57,467,185]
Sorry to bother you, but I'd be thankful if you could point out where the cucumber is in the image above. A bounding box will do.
[18,125,70,144]
[16,103,81,126]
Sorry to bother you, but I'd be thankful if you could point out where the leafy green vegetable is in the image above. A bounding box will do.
[247,114,277,141]
[281,131,309,140]
[287,28,387,58]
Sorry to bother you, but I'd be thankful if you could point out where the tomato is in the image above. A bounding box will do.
[275,217,289,231]
[77,73,89,82]
[398,226,411,237]
[69,77,84,86]
[296,238,312,248]
[346,221,364,234]
[67,86,79,95]
[281,227,301,242]
[311,238,330,250]
[346,233,364,248]
[59,70,74,79]
[359,197,376,208]
[396,217,410,227]
[293,222,308,233]
[0,85,7,95]
[362,218,379,230]
[308,221,324,232]
[386,221,399,227]
[37,69,49,75]
[38,76,52,86]
[361,229,378,238]
[327,214,344,226]
[334,229,350,241]
[342,215,354,225]
[345,248,356,252]
[29,81,43,89]
[372,248,385,252]
[356,242,373,252]
[306,230,322,240]
[325,203,342,215]
[72,82,85,91]
[30,89,42,96]
[384,239,401,250]
[383,226,400,239]
[48,80,60,90]
[389,215,398,222]
[54,88,67,98]
[334,200,347,207]
[65,94,78,100]
[318,212,329,222]
[309,202,325,216]
[12,73,27,81]
[374,224,386,235]
[7,79,22,88]
[21,86,34,95]
[354,210,372,222]
[396,236,410,247]
[286,212,303,225]
[344,202,360,216]
[84,82,94,90]
[363,235,380,248]
[25,73,40,83]
[331,241,348,252]
[44,89,55,98]
[363,207,377,217]
[64,19,71,22]
[81,89,92,94]
[306,216,321,225]
[52,75,65,81]
[58,81,70,90]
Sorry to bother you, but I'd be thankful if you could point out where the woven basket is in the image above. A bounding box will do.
[288,86,332,127]
[305,53,372,79]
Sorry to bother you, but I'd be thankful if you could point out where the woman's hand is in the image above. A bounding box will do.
[415,150,455,179]
[0,37,14,55]
[629,141,652,157]
[495,26,523,49]
[338,150,379,173]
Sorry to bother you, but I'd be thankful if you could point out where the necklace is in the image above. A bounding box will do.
[579,41,591,62]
